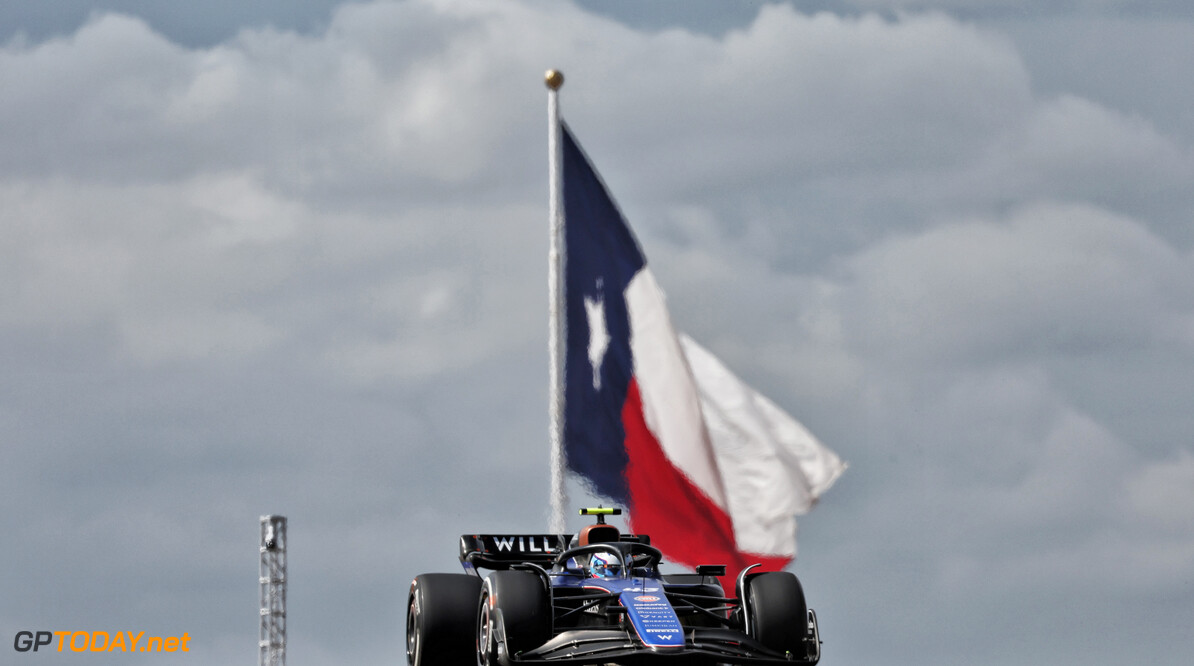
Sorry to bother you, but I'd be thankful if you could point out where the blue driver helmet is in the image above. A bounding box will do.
[589,552,621,579]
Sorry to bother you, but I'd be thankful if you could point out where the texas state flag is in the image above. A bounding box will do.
[560,123,845,583]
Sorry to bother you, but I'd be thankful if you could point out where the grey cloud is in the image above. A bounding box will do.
[839,203,1193,366]
[3,2,1193,665]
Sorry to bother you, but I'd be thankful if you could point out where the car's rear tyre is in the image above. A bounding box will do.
[407,573,482,666]
[745,571,809,657]
[477,571,550,666]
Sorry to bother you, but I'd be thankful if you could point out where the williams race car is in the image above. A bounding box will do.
[406,508,821,665]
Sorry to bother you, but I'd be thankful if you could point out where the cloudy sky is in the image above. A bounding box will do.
[2,1,1193,663]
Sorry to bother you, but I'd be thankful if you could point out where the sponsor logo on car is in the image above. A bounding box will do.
[489,535,558,553]
[634,595,660,602]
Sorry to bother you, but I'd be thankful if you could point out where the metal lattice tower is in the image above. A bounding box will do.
[259,515,287,666]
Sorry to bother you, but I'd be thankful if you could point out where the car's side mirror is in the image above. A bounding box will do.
[696,565,726,576]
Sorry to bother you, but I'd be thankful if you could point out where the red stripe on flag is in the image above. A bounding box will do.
[620,379,789,592]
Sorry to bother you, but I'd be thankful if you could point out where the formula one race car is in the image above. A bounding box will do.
[406,508,821,665]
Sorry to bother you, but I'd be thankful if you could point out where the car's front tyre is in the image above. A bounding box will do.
[477,571,550,666]
[745,571,809,658]
[407,573,482,666]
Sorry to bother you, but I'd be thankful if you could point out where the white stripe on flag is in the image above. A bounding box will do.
[681,334,847,557]
[625,269,729,510]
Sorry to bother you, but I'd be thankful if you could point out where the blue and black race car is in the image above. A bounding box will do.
[406,508,821,665]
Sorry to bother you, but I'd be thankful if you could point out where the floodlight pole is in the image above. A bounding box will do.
[259,515,287,666]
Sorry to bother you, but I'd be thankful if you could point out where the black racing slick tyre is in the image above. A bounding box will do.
[477,570,550,666]
[407,573,483,666]
[745,571,809,657]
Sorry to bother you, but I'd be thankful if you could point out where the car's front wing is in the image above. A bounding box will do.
[510,624,819,666]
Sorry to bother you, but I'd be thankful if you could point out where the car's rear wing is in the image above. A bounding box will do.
[459,534,568,571]
[458,533,652,572]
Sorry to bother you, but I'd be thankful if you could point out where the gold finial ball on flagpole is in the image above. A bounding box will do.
[545,69,564,90]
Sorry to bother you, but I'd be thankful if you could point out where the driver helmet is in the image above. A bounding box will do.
[589,552,621,579]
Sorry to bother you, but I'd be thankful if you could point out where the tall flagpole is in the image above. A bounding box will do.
[546,69,568,534]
